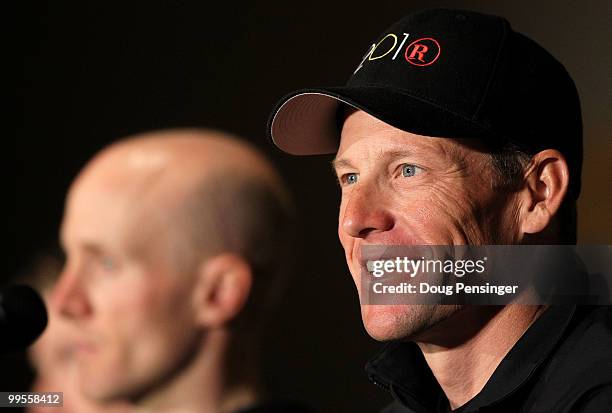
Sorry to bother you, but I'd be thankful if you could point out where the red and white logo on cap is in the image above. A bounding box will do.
[354,33,441,73]
[404,37,441,66]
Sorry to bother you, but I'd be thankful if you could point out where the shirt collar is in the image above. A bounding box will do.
[365,305,576,412]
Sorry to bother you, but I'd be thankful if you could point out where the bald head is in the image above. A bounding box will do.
[80,128,283,191]
[67,128,292,270]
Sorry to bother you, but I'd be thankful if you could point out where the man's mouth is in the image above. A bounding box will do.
[73,341,97,355]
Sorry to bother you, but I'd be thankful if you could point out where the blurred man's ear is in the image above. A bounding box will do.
[192,254,252,328]
[518,149,569,237]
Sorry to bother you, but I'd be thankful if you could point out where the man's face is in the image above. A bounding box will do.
[334,110,519,341]
[53,166,202,402]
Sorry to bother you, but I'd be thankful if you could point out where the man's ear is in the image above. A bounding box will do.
[192,253,252,328]
[518,149,569,236]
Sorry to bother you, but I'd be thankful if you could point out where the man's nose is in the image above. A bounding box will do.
[51,267,92,319]
[340,186,394,239]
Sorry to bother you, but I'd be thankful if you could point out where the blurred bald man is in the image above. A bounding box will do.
[52,129,309,413]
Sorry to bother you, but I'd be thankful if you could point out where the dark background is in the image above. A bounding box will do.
[10,1,612,412]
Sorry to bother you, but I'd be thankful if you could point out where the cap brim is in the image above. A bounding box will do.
[268,86,495,155]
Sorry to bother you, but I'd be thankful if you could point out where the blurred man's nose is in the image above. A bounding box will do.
[51,266,92,319]
[340,185,394,239]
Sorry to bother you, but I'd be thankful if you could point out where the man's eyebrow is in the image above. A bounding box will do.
[331,149,415,171]
[331,157,356,171]
[381,149,414,161]
[83,243,104,254]
[73,241,106,257]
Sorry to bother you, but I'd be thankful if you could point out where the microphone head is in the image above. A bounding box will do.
[0,285,48,353]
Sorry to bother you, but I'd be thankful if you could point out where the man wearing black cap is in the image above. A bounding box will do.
[268,8,611,413]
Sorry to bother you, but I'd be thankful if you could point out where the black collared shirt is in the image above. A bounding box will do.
[366,305,612,412]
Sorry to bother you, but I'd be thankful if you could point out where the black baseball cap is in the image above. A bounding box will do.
[268,8,583,199]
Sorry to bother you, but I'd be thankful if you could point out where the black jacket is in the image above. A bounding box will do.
[235,401,315,413]
[366,305,612,412]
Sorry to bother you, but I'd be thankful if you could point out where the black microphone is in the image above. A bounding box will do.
[0,285,48,354]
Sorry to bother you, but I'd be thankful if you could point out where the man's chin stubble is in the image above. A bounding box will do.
[366,304,463,342]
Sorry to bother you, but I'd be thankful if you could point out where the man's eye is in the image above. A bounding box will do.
[401,164,422,177]
[342,173,359,185]
[98,256,116,271]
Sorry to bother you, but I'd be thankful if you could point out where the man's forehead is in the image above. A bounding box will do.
[337,110,485,164]
[336,127,455,164]
[62,186,135,245]
[68,168,167,221]
[62,174,176,257]
[341,111,428,148]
